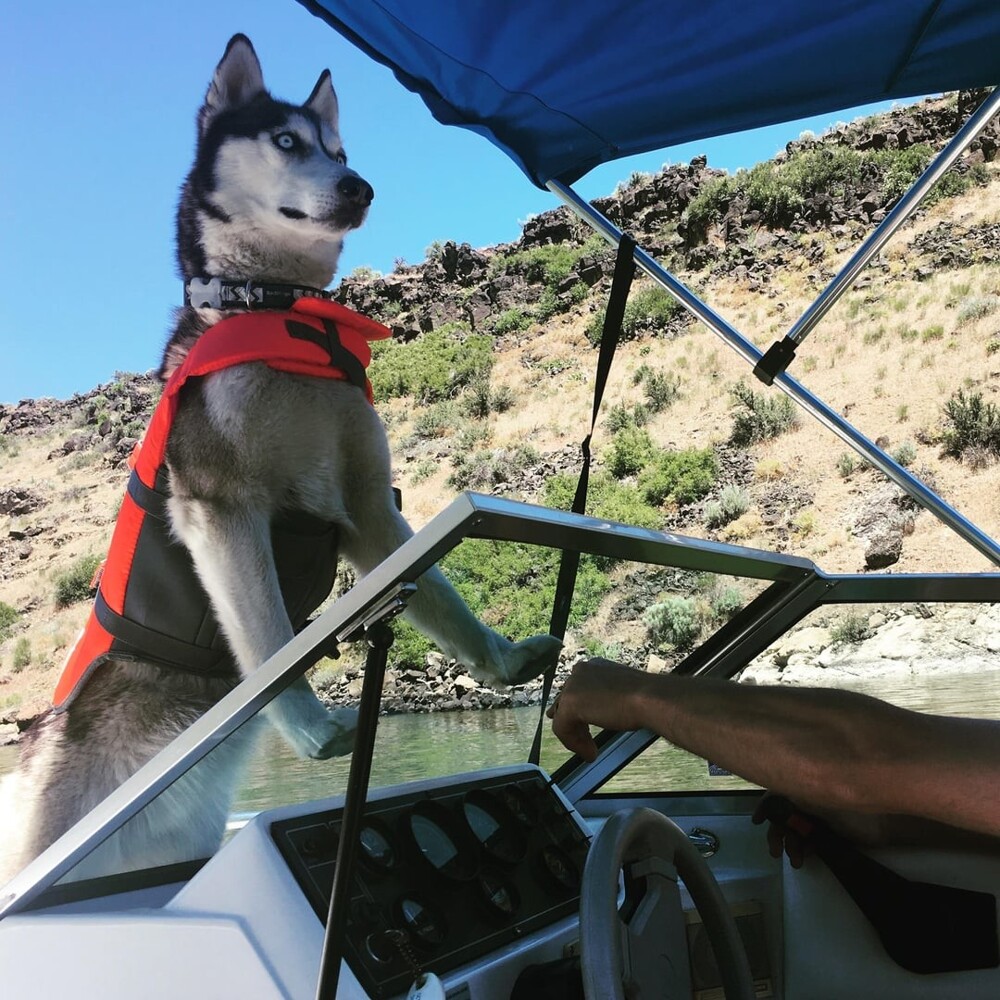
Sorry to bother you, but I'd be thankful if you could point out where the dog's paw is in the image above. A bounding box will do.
[477,633,562,687]
[309,706,359,760]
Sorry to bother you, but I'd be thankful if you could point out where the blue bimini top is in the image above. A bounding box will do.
[297,0,1000,187]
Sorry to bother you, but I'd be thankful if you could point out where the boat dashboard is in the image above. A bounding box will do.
[270,767,591,997]
[1,764,597,1000]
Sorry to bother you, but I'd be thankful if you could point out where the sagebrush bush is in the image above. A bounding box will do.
[0,601,17,641]
[891,441,916,467]
[941,389,1000,459]
[461,374,512,419]
[55,553,102,607]
[639,448,718,506]
[830,613,870,645]
[729,381,799,446]
[448,443,539,491]
[413,401,460,439]
[606,401,649,433]
[12,638,31,673]
[704,486,751,529]
[957,296,1000,326]
[645,597,702,651]
[707,584,745,623]
[641,369,681,412]
[836,452,857,478]
[369,325,492,403]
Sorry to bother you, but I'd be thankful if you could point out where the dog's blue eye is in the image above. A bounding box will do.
[335,151,347,165]
[274,133,297,151]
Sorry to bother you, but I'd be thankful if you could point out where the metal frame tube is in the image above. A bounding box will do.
[786,87,1000,347]
[546,180,1000,567]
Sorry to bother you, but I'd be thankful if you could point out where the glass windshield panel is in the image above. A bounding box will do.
[600,600,1000,794]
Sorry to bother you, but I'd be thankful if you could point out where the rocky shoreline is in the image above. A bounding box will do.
[2,604,996,749]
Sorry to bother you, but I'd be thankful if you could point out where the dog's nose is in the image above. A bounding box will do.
[337,175,374,207]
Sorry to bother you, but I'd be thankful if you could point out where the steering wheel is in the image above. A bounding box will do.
[580,808,754,1000]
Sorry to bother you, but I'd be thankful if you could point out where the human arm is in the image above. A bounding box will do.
[548,657,1000,837]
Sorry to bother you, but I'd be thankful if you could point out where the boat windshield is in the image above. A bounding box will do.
[4,495,824,903]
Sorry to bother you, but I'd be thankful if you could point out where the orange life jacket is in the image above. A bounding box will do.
[53,298,390,710]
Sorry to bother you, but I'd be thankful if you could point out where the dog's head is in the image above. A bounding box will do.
[177,34,372,287]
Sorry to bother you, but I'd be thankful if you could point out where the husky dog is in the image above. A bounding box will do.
[0,35,558,883]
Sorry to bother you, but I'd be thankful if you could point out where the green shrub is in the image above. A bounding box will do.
[729,381,799,446]
[645,597,703,651]
[0,602,18,641]
[490,307,533,336]
[607,427,655,478]
[941,389,1000,459]
[704,486,751,529]
[413,401,460,439]
[830,613,870,645]
[543,474,663,531]
[489,384,515,414]
[586,285,683,345]
[55,554,102,607]
[369,325,493,403]
[606,402,649,433]
[12,638,31,673]
[494,243,580,287]
[461,375,515,419]
[639,368,681,412]
[639,448,718,506]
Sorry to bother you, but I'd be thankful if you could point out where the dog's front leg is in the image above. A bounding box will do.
[167,497,356,759]
[341,498,561,687]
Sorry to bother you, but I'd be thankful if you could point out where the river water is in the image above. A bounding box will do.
[2,669,999,812]
[7,667,992,815]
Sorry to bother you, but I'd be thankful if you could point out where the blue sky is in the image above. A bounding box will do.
[2,1,919,403]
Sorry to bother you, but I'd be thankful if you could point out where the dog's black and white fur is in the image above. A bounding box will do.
[0,35,558,883]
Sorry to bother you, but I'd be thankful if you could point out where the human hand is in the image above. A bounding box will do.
[547,657,649,762]
[751,793,816,869]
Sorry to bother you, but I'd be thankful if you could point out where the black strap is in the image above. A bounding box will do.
[528,233,636,765]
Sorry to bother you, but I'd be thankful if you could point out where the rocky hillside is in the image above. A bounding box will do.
[2,93,999,739]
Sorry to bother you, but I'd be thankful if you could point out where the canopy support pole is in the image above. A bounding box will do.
[545,179,1000,568]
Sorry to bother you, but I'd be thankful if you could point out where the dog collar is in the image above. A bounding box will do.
[185,276,333,310]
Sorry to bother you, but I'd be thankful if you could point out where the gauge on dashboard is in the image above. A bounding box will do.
[498,783,538,828]
[395,894,448,949]
[539,844,580,893]
[462,790,527,864]
[358,818,398,873]
[476,868,520,922]
[405,800,478,881]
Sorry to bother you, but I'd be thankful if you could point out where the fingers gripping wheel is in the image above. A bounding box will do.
[580,808,754,1000]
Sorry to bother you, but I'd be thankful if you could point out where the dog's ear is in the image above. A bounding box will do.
[200,34,265,132]
[305,69,339,133]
